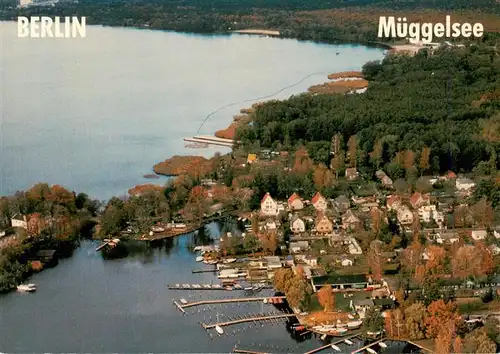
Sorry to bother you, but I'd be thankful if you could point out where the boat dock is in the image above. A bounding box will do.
[233,348,268,354]
[202,313,296,329]
[180,296,286,309]
[191,269,217,273]
[350,338,387,354]
[304,333,362,354]
[183,135,239,148]
[173,300,186,314]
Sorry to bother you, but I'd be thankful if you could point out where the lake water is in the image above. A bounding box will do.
[0,222,420,353]
[1,21,385,200]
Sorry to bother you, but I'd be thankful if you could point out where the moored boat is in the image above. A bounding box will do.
[331,344,341,352]
[180,298,188,304]
[347,320,363,329]
[17,284,36,292]
[215,325,224,335]
[223,258,236,264]
[196,256,203,262]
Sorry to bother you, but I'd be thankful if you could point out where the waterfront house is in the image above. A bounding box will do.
[352,299,375,312]
[441,170,457,181]
[35,250,58,267]
[341,210,361,230]
[311,192,328,212]
[334,195,350,213]
[410,192,430,209]
[435,231,460,244]
[311,274,369,291]
[264,256,282,270]
[290,241,309,253]
[471,230,487,241]
[261,193,278,216]
[397,206,413,225]
[11,214,27,229]
[315,213,333,234]
[288,192,304,210]
[290,215,305,234]
[345,167,358,181]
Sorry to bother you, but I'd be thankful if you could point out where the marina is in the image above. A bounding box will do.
[202,313,296,329]
[183,135,238,148]
[176,296,287,309]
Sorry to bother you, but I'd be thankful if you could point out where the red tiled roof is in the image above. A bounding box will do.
[288,192,301,204]
[445,171,457,179]
[409,192,422,207]
[311,192,323,204]
[261,192,272,204]
[387,195,401,207]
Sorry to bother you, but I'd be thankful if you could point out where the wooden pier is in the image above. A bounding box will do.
[304,333,361,354]
[202,313,296,329]
[351,337,387,354]
[173,300,186,314]
[233,348,268,354]
[191,269,217,273]
[183,135,239,148]
[180,296,286,309]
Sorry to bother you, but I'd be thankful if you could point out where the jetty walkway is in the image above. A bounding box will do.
[180,296,286,309]
[304,333,361,354]
[183,135,239,148]
[202,313,296,329]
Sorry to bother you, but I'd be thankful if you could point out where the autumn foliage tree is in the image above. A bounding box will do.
[317,285,335,312]
[424,300,460,339]
[272,268,294,293]
[404,302,427,340]
[367,240,383,281]
[293,146,313,174]
[419,146,431,174]
[347,135,357,167]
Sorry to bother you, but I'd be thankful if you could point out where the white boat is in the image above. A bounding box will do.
[263,298,268,304]
[367,348,377,354]
[196,256,203,262]
[347,320,363,329]
[379,342,387,348]
[215,325,224,335]
[223,258,236,264]
[320,334,327,340]
[17,284,36,292]
[344,339,353,345]
[180,298,188,304]
[331,344,341,352]
[193,246,202,252]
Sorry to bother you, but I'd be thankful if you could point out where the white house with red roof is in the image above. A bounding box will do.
[288,193,304,211]
[409,192,430,209]
[311,192,328,212]
[386,195,402,211]
[261,193,278,216]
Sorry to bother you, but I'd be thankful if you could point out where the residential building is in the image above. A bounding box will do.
[397,206,413,225]
[290,215,305,234]
[456,177,475,191]
[386,195,402,211]
[290,241,309,253]
[304,255,318,267]
[410,192,430,209]
[471,230,487,241]
[260,193,278,216]
[418,205,443,224]
[311,274,369,291]
[288,193,304,211]
[441,170,457,180]
[11,214,27,229]
[341,258,353,266]
[348,237,363,255]
[264,256,282,270]
[311,192,328,212]
[345,167,358,180]
[352,299,375,312]
[265,220,277,230]
[341,210,361,230]
[435,231,459,244]
[334,195,350,213]
[315,214,333,234]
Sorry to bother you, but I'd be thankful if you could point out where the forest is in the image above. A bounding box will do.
[2,0,500,45]
[236,45,500,181]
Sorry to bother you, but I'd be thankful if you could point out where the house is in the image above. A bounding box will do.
[410,192,430,209]
[352,299,375,312]
[456,178,475,191]
[341,210,361,230]
[304,255,318,267]
[418,205,441,223]
[441,170,457,180]
[397,206,413,225]
[265,220,277,230]
[494,230,500,239]
[381,175,393,187]
[290,241,309,253]
[260,193,278,216]
[386,195,402,211]
[315,214,333,234]
[471,230,487,241]
[334,195,350,213]
[341,258,354,266]
[435,231,459,244]
[11,214,27,229]
[288,193,304,211]
[264,256,282,270]
[290,215,306,234]
[311,274,369,291]
[311,192,328,212]
[373,298,395,310]
[345,167,358,181]
[348,237,363,255]
[247,154,258,164]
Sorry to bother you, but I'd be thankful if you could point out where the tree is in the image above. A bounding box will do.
[404,302,427,340]
[369,139,383,169]
[317,285,335,312]
[347,135,357,167]
[470,198,494,228]
[385,308,405,339]
[330,150,345,178]
[286,275,310,310]
[435,320,455,354]
[453,205,470,228]
[424,300,460,339]
[293,146,313,174]
[419,146,431,174]
[370,208,383,236]
[424,245,446,277]
[463,328,497,354]
[362,307,385,333]
[243,233,259,255]
[273,268,294,293]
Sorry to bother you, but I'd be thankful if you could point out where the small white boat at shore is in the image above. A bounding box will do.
[193,246,202,252]
[379,342,387,348]
[215,325,224,335]
[196,256,203,262]
[367,348,377,354]
[17,284,36,292]
[180,298,188,304]
[347,320,363,329]
[223,258,236,264]
[344,339,353,345]
[320,334,327,340]
[331,344,341,352]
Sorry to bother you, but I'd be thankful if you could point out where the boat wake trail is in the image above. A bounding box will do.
[196,71,330,133]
